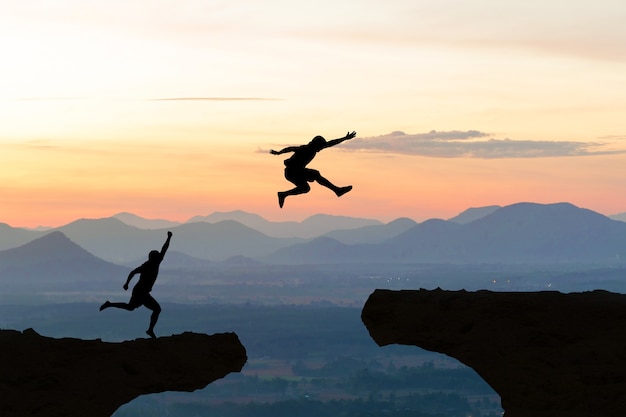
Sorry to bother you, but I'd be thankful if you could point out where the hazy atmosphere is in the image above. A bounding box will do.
[3,2,626,417]
[3,0,626,227]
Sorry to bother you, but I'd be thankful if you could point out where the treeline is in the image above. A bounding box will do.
[116,394,501,417]
[293,359,492,393]
[204,362,494,398]
[115,363,501,417]
[345,364,492,393]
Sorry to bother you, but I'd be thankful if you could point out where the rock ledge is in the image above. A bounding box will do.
[0,329,247,417]
[362,288,626,417]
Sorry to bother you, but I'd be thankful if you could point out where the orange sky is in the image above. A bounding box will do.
[2,1,626,227]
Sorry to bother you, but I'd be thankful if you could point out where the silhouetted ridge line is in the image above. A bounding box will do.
[264,202,626,264]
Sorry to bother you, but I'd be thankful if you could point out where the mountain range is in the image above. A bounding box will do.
[0,211,407,263]
[0,231,126,292]
[171,211,382,239]
[263,202,626,264]
[2,203,626,274]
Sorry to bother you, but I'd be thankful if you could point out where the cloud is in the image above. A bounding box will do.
[147,97,282,101]
[13,97,86,101]
[341,130,626,159]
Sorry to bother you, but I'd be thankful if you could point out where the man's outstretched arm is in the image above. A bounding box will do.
[270,146,300,155]
[324,131,356,148]
[160,231,173,257]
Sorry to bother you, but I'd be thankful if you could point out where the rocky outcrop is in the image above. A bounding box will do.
[0,329,247,417]
[361,288,626,417]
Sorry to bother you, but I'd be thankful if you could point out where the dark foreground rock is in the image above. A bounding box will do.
[0,329,247,417]
[361,288,626,417]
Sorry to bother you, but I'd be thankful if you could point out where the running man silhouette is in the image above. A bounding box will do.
[100,231,172,339]
[270,131,356,208]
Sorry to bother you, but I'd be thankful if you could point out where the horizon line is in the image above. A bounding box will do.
[7,201,626,230]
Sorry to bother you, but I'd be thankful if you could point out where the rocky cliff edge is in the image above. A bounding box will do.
[0,329,247,417]
[361,288,626,417]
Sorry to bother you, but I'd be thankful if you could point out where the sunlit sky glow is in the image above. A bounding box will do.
[2,0,626,227]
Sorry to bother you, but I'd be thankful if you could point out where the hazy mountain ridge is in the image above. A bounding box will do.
[609,212,626,222]
[265,202,626,264]
[124,250,214,270]
[0,223,43,251]
[0,231,126,290]
[404,202,626,262]
[113,212,181,229]
[447,205,501,224]
[2,202,626,269]
[322,217,417,244]
[187,210,382,238]
[50,218,303,263]
[2,202,626,301]
[458,202,620,260]
[264,236,353,265]
[0,212,412,263]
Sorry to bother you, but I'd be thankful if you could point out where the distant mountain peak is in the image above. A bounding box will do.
[213,209,257,216]
[112,212,181,230]
[0,231,127,288]
[448,205,501,224]
[490,202,607,220]
[186,210,267,224]
[66,216,130,227]
[505,201,579,210]
[7,231,92,260]
[22,230,73,247]
[267,201,626,264]
[303,213,381,224]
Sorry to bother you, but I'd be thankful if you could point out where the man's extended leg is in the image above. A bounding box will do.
[314,173,352,197]
[100,301,136,311]
[143,295,162,339]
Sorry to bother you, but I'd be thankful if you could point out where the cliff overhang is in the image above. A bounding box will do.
[0,329,247,417]
[362,288,626,417]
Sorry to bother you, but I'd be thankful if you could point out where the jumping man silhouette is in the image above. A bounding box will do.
[270,131,356,208]
[100,231,172,339]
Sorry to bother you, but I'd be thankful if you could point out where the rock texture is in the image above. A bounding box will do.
[361,288,626,417]
[0,329,247,417]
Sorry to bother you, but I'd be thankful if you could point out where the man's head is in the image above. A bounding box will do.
[148,250,160,262]
[309,135,326,150]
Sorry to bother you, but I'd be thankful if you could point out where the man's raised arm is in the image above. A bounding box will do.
[324,131,356,148]
[161,231,173,256]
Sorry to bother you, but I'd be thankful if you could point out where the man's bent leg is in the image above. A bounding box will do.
[278,183,310,208]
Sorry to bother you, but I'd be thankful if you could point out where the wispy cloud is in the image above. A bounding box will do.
[598,134,626,141]
[147,97,282,101]
[13,97,86,101]
[341,130,626,159]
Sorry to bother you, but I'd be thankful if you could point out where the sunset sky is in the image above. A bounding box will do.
[2,0,626,228]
